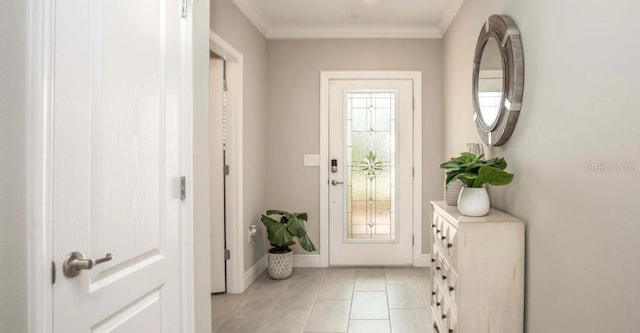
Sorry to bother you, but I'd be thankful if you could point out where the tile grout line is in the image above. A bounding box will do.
[350,272,357,328]
[385,268,393,333]
[312,270,328,331]
[303,268,329,333]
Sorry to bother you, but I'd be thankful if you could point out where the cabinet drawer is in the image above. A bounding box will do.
[448,311,458,333]
[445,224,458,261]
[433,253,444,282]
[439,261,451,290]
[431,305,443,333]
[447,270,458,308]
[433,309,457,333]
[432,211,458,269]
[430,299,449,333]
[432,213,444,244]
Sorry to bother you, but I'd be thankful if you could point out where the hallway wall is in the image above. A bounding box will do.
[267,39,444,255]
[0,0,27,331]
[443,0,640,330]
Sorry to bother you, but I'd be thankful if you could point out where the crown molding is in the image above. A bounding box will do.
[266,25,442,39]
[438,0,465,36]
[232,0,464,40]
[231,0,269,36]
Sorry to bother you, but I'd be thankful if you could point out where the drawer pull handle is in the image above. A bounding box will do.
[442,314,447,319]
[432,291,436,296]
[447,244,453,248]
[441,236,446,240]
[431,258,436,263]
[449,330,454,333]
[449,286,454,292]
[436,266,441,270]
[442,275,447,280]
[432,223,436,228]
[436,302,441,306]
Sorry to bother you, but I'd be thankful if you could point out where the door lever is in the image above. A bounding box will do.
[63,251,113,278]
[331,179,344,186]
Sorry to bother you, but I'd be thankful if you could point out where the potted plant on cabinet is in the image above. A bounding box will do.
[260,210,316,279]
[440,152,514,216]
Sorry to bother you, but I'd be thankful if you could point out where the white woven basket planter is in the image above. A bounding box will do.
[445,179,464,206]
[267,251,293,280]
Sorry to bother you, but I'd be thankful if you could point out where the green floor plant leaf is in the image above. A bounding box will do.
[260,210,317,254]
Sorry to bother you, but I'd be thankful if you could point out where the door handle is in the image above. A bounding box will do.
[63,251,113,278]
[331,179,344,186]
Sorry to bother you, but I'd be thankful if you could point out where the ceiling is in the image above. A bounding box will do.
[231,0,465,39]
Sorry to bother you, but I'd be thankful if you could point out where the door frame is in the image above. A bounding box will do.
[209,31,245,293]
[319,71,423,267]
[26,1,196,331]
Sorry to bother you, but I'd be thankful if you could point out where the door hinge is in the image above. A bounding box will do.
[224,164,230,176]
[51,261,56,285]
[180,0,188,18]
[180,176,186,200]
[412,234,415,246]
[224,249,231,260]
[412,167,415,178]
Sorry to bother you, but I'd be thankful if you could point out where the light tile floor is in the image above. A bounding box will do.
[212,267,433,333]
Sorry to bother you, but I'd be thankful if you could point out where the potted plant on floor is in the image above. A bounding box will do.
[440,152,514,216]
[260,210,316,279]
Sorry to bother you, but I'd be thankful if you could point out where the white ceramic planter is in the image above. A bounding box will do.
[267,250,293,280]
[457,187,490,216]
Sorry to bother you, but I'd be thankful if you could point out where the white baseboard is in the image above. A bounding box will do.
[414,254,432,267]
[243,254,267,290]
[293,253,430,267]
[293,254,324,267]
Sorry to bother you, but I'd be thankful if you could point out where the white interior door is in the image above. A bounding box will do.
[210,59,226,293]
[329,79,414,266]
[52,0,189,331]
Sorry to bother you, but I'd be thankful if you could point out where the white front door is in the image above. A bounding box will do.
[328,79,414,266]
[52,0,189,331]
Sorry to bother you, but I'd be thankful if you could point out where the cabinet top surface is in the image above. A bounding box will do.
[431,201,524,224]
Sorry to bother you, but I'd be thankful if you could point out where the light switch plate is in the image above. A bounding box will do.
[304,154,320,166]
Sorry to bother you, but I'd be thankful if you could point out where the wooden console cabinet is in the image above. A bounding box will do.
[430,201,524,333]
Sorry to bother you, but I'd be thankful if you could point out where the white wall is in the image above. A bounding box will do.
[443,0,640,330]
[267,39,444,255]
[0,0,27,331]
[211,0,269,271]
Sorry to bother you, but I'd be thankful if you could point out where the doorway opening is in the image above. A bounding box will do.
[209,32,245,294]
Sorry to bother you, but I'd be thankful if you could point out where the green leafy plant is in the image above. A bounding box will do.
[260,210,317,254]
[440,152,514,188]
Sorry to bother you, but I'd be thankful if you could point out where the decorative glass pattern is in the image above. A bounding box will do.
[346,91,396,240]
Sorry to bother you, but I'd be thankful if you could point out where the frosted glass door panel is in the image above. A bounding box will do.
[346,92,396,241]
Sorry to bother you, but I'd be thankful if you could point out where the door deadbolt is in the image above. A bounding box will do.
[62,251,113,278]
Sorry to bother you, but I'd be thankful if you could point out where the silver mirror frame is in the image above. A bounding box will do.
[472,15,524,146]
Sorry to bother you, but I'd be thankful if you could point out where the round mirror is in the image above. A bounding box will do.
[477,37,504,127]
[472,15,524,146]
